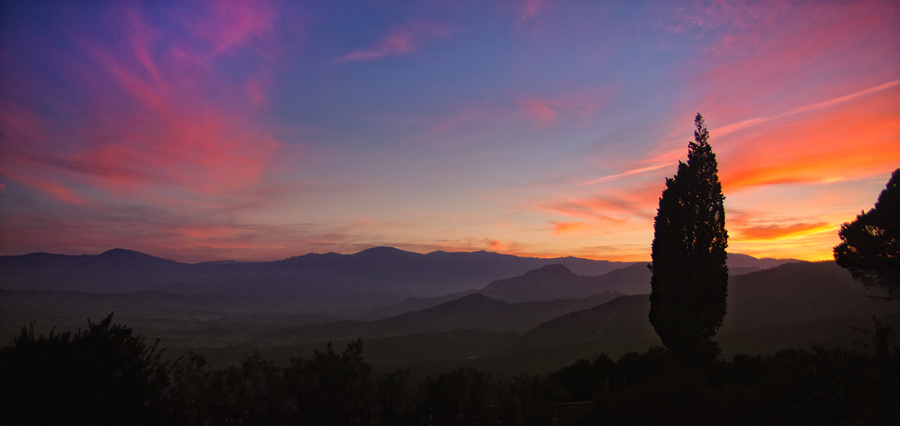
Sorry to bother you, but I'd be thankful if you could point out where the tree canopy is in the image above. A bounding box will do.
[834,168,900,298]
[0,313,169,426]
[649,113,729,362]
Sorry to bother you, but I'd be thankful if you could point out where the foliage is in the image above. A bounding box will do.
[5,314,898,425]
[0,313,169,426]
[649,113,729,362]
[495,373,564,426]
[416,367,495,426]
[284,339,373,426]
[376,368,412,425]
[558,346,900,426]
[834,168,900,298]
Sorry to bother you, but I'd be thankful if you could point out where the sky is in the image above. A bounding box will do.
[1,0,898,263]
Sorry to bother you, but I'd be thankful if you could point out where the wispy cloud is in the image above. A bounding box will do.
[734,222,834,241]
[517,98,560,127]
[719,89,900,190]
[1,2,284,204]
[518,0,552,24]
[714,80,900,138]
[515,90,612,128]
[585,79,900,187]
[339,22,451,62]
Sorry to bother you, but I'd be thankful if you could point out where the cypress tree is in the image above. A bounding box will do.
[649,113,728,362]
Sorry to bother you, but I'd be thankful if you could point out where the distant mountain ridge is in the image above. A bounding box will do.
[1,247,638,314]
[0,247,800,315]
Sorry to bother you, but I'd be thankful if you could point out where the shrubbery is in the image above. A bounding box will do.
[2,315,898,425]
[0,314,169,426]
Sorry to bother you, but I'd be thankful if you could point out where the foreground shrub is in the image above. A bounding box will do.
[0,314,169,426]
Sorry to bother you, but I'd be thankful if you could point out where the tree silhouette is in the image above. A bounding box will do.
[0,313,169,426]
[649,113,729,362]
[284,339,373,426]
[834,168,900,298]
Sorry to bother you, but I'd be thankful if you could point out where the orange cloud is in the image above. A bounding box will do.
[734,222,834,241]
[485,239,507,251]
[719,88,900,191]
[552,221,586,234]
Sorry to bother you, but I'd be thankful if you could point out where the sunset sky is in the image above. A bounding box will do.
[1,0,898,263]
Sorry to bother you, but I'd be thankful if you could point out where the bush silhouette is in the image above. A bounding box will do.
[284,339,373,426]
[0,313,169,426]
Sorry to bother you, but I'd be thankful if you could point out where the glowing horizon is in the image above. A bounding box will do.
[1,1,898,264]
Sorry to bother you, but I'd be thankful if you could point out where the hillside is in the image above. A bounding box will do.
[476,254,794,303]
[480,264,606,302]
[263,292,625,344]
[495,261,900,372]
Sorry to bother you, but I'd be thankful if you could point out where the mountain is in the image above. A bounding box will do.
[0,249,198,293]
[0,248,802,317]
[5,258,894,376]
[479,254,800,304]
[356,289,480,321]
[590,263,653,294]
[270,292,624,344]
[480,264,605,303]
[499,261,900,370]
[514,294,657,354]
[721,261,885,329]
[727,253,802,270]
[0,247,638,313]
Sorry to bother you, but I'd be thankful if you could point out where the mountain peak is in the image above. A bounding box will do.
[354,246,422,258]
[99,248,149,258]
[528,263,575,276]
[480,264,596,303]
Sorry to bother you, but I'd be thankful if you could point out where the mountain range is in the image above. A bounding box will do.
[6,247,876,377]
[0,247,797,314]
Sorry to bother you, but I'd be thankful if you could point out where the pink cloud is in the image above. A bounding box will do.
[517,98,560,127]
[192,0,278,55]
[537,190,656,225]
[517,89,615,128]
[519,0,551,23]
[245,72,271,107]
[679,0,900,123]
[660,0,784,37]
[0,3,284,206]
[339,21,451,62]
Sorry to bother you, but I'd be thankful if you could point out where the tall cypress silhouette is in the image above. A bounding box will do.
[649,113,728,361]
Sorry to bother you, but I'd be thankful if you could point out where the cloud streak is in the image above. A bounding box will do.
[1,2,283,205]
[339,22,451,62]
[714,80,900,138]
